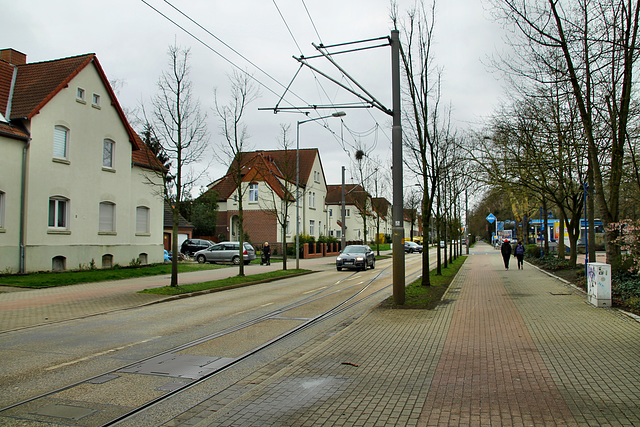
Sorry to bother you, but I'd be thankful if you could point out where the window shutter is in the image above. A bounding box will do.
[136,207,149,233]
[53,127,67,158]
[99,202,115,232]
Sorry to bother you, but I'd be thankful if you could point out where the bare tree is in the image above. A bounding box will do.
[352,145,377,244]
[257,124,297,270]
[214,70,260,277]
[392,0,453,285]
[491,0,640,269]
[144,44,209,287]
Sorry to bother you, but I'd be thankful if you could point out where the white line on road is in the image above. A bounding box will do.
[45,337,160,371]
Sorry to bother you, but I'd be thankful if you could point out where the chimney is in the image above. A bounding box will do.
[0,49,27,66]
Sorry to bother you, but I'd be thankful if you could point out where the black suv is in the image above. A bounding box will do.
[180,239,214,256]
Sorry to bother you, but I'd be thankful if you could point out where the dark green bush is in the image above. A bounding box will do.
[525,244,542,258]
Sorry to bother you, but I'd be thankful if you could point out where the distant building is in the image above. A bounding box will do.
[203,149,328,249]
[0,48,164,272]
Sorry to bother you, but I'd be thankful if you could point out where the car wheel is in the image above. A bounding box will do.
[196,255,206,264]
[232,256,240,265]
[337,267,342,271]
[370,259,375,269]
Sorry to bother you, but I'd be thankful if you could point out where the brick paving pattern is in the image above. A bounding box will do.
[171,247,640,427]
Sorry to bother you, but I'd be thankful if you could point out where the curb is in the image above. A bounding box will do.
[528,261,640,324]
[139,270,317,307]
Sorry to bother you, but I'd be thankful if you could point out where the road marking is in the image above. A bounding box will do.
[303,286,327,294]
[45,337,160,371]
[260,303,274,307]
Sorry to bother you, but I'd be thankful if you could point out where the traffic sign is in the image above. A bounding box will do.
[486,213,496,223]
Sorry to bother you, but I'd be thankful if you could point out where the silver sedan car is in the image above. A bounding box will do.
[194,241,256,265]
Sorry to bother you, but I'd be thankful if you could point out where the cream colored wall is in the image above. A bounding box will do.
[326,202,365,243]
[0,136,26,273]
[302,156,328,239]
[22,63,163,272]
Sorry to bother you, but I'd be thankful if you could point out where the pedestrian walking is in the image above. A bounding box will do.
[261,242,271,266]
[501,239,512,270]
[515,240,525,270]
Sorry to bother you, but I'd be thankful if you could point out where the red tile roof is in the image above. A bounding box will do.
[206,149,320,201]
[0,51,167,169]
[326,184,372,216]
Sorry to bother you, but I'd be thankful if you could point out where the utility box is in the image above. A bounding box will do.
[587,262,611,308]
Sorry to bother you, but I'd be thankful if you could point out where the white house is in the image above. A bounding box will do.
[0,48,164,273]
[204,149,328,249]
[325,184,373,243]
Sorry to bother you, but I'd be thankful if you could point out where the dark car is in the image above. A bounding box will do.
[180,239,214,256]
[336,245,375,271]
[194,241,256,265]
[404,241,423,253]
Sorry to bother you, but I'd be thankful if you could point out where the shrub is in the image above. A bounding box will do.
[318,234,338,244]
[525,244,542,258]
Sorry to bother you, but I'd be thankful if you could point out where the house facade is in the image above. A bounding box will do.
[0,49,164,273]
[325,184,373,243]
[205,149,332,250]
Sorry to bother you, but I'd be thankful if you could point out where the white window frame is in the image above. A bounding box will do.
[249,183,258,202]
[53,126,69,160]
[48,197,69,229]
[310,220,315,236]
[103,139,115,169]
[92,93,101,108]
[136,206,150,234]
[99,201,116,233]
[309,191,316,209]
[76,87,85,102]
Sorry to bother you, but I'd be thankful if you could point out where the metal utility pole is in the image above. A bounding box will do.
[391,29,405,305]
[341,166,346,249]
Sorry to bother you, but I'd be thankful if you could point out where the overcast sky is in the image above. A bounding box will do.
[4,0,508,195]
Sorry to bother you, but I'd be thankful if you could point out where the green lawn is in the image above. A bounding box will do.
[139,269,312,295]
[0,263,228,289]
[381,255,467,309]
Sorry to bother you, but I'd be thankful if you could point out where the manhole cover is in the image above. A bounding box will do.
[32,404,96,421]
[119,353,233,379]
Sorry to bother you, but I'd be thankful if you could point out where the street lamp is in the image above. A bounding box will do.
[296,111,346,269]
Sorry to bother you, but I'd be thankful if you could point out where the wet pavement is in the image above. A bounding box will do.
[1,245,639,426]
[165,244,640,426]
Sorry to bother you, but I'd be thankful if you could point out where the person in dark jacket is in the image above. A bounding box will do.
[500,239,512,270]
[514,240,525,269]
[261,242,271,266]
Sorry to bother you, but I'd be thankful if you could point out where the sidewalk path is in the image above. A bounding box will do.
[169,244,640,426]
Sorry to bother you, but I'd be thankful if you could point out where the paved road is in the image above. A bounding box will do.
[163,243,640,426]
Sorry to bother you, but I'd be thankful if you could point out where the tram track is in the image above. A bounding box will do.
[0,253,430,426]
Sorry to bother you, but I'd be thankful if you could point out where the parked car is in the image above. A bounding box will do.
[180,239,214,256]
[194,241,256,265]
[404,241,423,253]
[336,245,375,271]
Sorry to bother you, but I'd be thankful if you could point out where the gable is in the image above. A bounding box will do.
[1,52,140,152]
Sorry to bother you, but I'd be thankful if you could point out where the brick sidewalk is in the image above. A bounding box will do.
[169,246,640,426]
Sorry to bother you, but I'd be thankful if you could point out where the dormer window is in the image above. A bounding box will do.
[76,87,86,103]
[92,93,101,108]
